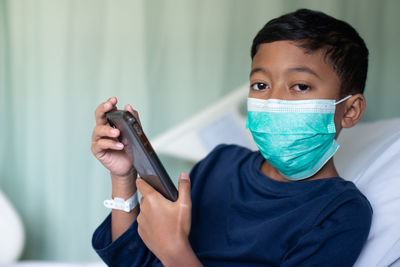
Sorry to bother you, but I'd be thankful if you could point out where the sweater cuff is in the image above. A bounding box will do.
[92,213,143,261]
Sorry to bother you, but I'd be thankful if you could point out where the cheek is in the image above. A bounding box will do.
[248,88,272,100]
[333,106,345,138]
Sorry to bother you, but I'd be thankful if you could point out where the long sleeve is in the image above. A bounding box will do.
[92,144,372,266]
[92,214,162,267]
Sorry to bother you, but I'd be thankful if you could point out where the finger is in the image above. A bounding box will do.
[136,215,146,238]
[137,213,143,226]
[92,125,120,142]
[95,97,118,125]
[178,172,191,206]
[124,104,142,126]
[137,217,147,241]
[91,138,124,155]
[136,178,159,198]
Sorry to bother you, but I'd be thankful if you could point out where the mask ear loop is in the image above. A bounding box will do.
[335,95,352,105]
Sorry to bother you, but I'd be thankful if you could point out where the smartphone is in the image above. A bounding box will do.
[106,110,178,201]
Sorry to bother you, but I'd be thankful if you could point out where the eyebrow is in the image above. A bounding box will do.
[249,66,321,79]
[249,67,268,77]
[287,66,321,79]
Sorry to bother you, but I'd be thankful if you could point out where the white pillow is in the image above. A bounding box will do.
[0,190,25,263]
[335,118,400,267]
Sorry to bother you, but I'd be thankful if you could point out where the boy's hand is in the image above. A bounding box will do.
[91,97,141,180]
[137,172,201,267]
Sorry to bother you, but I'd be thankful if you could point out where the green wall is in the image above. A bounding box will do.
[0,0,399,262]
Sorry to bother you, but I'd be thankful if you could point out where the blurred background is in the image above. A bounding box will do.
[0,0,399,263]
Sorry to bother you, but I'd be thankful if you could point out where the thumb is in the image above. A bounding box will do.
[178,172,191,206]
[136,177,157,197]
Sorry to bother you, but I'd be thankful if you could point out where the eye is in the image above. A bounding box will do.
[293,84,310,92]
[251,82,270,91]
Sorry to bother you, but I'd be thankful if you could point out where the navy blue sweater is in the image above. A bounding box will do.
[92,144,372,266]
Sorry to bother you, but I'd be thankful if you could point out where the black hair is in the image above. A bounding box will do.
[251,9,369,95]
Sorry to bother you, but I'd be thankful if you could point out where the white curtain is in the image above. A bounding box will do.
[0,0,399,261]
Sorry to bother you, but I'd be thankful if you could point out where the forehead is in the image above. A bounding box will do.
[251,41,339,81]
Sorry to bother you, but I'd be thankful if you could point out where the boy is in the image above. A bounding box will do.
[91,9,372,266]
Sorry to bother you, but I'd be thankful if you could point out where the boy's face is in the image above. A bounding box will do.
[249,40,344,136]
[250,40,341,100]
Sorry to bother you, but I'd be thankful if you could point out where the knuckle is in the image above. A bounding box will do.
[149,191,158,199]
[137,225,144,239]
[136,179,142,188]
[146,194,157,206]
[90,142,96,152]
[96,102,107,115]
[97,139,109,148]
[137,226,143,236]
[96,125,106,135]
[180,202,191,210]
[93,125,100,135]
[91,130,96,141]
[140,198,148,211]
[96,139,104,146]
[95,104,103,115]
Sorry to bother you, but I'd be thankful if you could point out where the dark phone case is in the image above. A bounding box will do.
[106,110,178,201]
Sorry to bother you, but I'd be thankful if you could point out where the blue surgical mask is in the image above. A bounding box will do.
[246,96,351,180]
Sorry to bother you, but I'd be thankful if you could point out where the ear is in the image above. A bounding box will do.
[341,94,366,128]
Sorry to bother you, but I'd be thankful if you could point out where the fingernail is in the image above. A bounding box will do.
[116,142,124,148]
[111,129,119,135]
[104,102,110,109]
[180,172,189,180]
